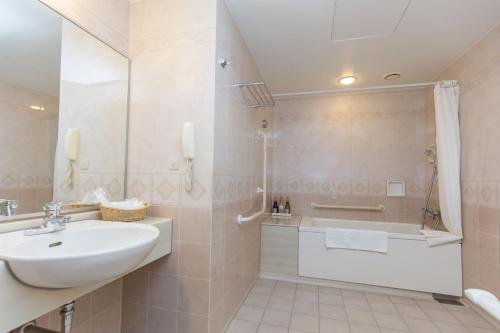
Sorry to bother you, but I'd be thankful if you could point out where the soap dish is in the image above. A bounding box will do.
[387,180,406,197]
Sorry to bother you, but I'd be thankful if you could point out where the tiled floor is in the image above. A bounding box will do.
[226,278,499,333]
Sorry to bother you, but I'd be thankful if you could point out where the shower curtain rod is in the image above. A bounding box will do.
[272,81,444,99]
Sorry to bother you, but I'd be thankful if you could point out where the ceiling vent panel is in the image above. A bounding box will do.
[332,0,411,42]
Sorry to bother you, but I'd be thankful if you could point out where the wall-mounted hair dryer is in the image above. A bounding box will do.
[182,122,196,192]
[64,128,79,189]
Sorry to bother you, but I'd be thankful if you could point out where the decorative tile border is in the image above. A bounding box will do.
[462,181,478,205]
[478,181,497,207]
[272,177,424,198]
[153,174,180,206]
[0,173,19,189]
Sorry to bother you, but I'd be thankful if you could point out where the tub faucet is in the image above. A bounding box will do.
[0,199,17,217]
[24,202,70,236]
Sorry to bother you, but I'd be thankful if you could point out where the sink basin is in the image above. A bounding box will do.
[0,220,159,288]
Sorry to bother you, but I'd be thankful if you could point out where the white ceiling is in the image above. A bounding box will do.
[225,0,500,94]
[0,0,62,96]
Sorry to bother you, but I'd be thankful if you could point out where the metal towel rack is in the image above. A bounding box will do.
[234,82,275,108]
[310,202,386,212]
[237,130,267,225]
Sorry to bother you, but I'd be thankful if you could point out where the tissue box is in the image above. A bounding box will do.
[100,203,151,222]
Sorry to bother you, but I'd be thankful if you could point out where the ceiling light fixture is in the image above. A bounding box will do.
[338,76,357,86]
[384,73,401,81]
[30,105,45,111]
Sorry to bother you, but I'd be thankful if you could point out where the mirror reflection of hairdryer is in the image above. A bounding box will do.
[64,129,79,189]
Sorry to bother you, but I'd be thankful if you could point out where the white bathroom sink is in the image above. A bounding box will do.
[0,220,159,288]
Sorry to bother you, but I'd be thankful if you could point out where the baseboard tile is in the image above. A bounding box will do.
[259,271,434,300]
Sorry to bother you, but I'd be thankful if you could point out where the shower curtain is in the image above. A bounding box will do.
[434,81,462,238]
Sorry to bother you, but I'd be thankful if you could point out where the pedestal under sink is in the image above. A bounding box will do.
[0,220,159,288]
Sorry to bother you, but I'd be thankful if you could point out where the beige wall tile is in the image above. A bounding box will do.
[148,273,179,310]
[121,302,147,333]
[178,312,209,333]
[73,294,91,327]
[180,208,212,243]
[72,321,90,333]
[178,277,210,315]
[122,271,149,305]
[152,174,181,206]
[440,24,500,297]
[271,89,426,223]
[179,242,210,279]
[148,307,178,333]
[90,301,121,333]
[90,279,122,316]
[478,206,498,235]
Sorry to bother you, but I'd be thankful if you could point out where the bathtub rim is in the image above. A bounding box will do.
[299,216,427,241]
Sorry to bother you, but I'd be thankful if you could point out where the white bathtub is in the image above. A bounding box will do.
[299,217,462,296]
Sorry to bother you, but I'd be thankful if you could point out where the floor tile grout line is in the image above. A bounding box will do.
[242,278,499,333]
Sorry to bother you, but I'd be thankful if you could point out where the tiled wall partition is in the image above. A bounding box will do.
[209,0,274,332]
[272,90,427,224]
[123,0,217,331]
[0,80,58,213]
[122,0,273,331]
[439,23,500,298]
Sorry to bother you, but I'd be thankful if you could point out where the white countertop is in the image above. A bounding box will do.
[0,212,172,332]
[261,215,302,227]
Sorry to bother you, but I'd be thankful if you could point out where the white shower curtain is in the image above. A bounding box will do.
[434,81,462,238]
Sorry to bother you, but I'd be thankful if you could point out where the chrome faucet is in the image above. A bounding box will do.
[24,202,71,236]
[42,202,70,228]
[0,199,17,217]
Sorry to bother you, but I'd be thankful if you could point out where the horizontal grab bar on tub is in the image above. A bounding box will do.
[310,202,386,212]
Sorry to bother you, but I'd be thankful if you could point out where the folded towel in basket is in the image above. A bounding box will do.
[325,228,388,253]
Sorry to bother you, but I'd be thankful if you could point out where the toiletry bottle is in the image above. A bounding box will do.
[278,197,284,213]
[285,197,290,214]
[272,199,278,214]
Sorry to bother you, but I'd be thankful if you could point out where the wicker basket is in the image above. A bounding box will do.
[100,203,151,222]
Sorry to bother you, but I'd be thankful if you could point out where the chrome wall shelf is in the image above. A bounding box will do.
[234,82,275,108]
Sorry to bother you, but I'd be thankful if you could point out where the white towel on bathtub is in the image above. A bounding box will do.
[324,228,388,253]
[419,229,462,247]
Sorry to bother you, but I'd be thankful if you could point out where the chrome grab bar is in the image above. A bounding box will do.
[237,130,267,225]
[310,202,386,212]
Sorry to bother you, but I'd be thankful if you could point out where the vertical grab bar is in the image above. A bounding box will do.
[236,130,267,225]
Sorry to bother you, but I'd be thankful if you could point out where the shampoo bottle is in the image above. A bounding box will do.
[272,199,278,214]
[278,197,284,213]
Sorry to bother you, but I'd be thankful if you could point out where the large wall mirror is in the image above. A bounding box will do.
[0,0,129,220]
